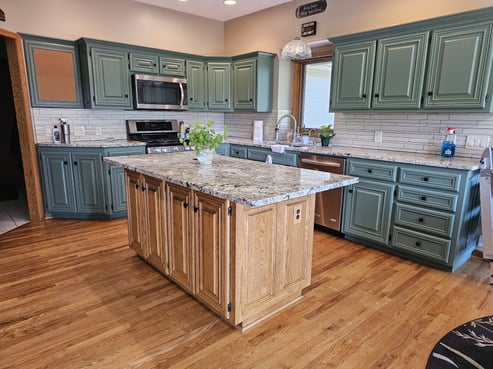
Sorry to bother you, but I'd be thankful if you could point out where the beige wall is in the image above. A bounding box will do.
[224,0,493,55]
[2,0,224,55]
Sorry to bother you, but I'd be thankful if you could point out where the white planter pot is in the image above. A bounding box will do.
[197,149,214,164]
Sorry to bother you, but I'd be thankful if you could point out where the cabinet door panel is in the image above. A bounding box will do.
[373,32,429,109]
[187,60,207,110]
[167,183,194,293]
[331,41,376,110]
[424,24,493,109]
[40,152,76,213]
[108,165,127,213]
[208,62,232,110]
[343,180,395,245]
[194,192,230,318]
[72,152,105,213]
[233,59,256,110]
[91,48,131,107]
[126,170,146,257]
[144,176,167,272]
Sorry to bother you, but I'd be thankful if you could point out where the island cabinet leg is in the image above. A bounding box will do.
[194,192,231,320]
[167,183,195,294]
[233,194,315,330]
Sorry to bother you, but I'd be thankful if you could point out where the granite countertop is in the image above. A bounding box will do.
[37,139,146,148]
[104,152,358,208]
[225,138,481,171]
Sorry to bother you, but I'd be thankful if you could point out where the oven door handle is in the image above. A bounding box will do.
[300,158,342,168]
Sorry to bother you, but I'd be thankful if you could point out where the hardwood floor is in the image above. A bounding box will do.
[0,219,491,369]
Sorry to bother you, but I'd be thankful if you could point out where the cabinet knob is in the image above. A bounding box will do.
[125,94,129,98]
[368,169,372,174]
[141,187,146,192]
[423,176,429,182]
[418,217,424,223]
[225,99,228,102]
[362,94,367,98]
[249,98,253,102]
[427,91,433,96]
[348,189,353,193]
[135,183,139,190]
[421,195,427,201]
[374,93,379,98]
[73,161,78,166]
[415,241,421,247]
[184,202,189,208]
[63,161,68,165]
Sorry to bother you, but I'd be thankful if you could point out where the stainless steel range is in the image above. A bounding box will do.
[126,119,190,154]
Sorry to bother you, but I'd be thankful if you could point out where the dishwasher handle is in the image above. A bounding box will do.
[300,158,342,168]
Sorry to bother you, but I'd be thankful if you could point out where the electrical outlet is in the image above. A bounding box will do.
[95,126,102,135]
[466,135,490,149]
[74,126,85,136]
[374,130,383,143]
[293,206,302,224]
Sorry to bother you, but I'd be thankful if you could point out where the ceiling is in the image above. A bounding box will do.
[133,0,293,21]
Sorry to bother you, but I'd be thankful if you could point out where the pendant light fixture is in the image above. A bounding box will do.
[280,1,312,60]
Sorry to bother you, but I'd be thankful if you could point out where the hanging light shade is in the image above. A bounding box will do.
[281,37,312,60]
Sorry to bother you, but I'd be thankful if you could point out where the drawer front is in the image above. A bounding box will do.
[399,167,461,192]
[230,145,248,158]
[129,53,159,74]
[394,203,455,238]
[391,226,451,263]
[248,148,297,166]
[159,57,186,76]
[347,159,398,181]
[397,185,458,212]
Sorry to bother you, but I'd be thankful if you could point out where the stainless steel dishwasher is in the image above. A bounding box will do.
[298,153,346,231]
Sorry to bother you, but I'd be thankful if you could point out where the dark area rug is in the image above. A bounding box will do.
[426,316,493,369]
[0,185,18,201]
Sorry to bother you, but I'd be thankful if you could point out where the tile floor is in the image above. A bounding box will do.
[0,186,29,235]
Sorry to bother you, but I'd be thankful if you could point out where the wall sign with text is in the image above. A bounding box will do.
[296,0,327,18]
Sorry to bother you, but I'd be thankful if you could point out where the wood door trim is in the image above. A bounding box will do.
[1,28,44,221]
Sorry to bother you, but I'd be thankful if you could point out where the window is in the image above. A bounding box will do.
[292,45,334,129]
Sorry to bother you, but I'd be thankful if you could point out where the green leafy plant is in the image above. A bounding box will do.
[183,120,227,155]
[317,125,335,138]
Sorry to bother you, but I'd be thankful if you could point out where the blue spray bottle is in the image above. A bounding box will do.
[441,127,456,158]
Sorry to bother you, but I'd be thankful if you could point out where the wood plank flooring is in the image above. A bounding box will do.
[0,218,491,369]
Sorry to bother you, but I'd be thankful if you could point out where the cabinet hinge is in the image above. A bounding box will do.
[228,206,232,216]
[227,303,232,312]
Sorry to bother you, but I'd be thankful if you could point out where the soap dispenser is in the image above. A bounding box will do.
[441,127,456,158]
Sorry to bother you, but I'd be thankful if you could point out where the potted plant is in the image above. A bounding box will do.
[184,120,227,164]
[318,125,335,147]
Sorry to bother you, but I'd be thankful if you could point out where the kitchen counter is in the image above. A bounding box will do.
[225,138,481,171]
[37,139,146,148]
[104,151,358,207]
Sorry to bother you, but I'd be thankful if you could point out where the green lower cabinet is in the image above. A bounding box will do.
[38,145,145,219]
[215,143,230,156]
[343,158,481,271]
[229,144,297,167]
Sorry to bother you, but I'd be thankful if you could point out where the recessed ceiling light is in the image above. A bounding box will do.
[224,0,237,5]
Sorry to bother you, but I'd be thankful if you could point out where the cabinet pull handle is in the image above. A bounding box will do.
[63,161,68,165]
[184,203,189,208]
[348,188,353,193]
[374,93,379,98]
[362,94,367,98]
[427,91,433,96]
[249,98,253,102]
[421,195,427,201]
[368,169,373,174]
[415,241,421,247]
[423,176,429,182]
[124,94,129,98]
[225,98,228,102]
[418,217,424,223]
[141,187,146,192]
[135,183,139,190]
[73,161,78,166]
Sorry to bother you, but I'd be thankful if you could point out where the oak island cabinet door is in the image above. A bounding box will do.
[423,23,493,110]
[372,32,429,110]
[71,152,105,214]
[194,192,231,319]
[186,60,208,110]
[330,40,376,111]
[126,170,146,258]
[207,62,232,111]
[343,179,395,246]
[167,183,195,293]
[143,176,167,273]
[90,48,132,108]
[39,151,76,213]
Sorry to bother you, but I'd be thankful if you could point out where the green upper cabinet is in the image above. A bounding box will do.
[330,7,493,112]
[22,35,83,108]
[207,61,232,111]
[372,32,429,110]
[331,41,376,110]
[233,52,275,112]
[424,23,493,110]
[77,39,132,109]
[186,59,208,110]
[129,53,159,74]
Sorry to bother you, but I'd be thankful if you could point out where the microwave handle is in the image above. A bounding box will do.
[180,83,185,106]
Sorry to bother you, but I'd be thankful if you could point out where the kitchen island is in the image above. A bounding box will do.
[105,152,358,330]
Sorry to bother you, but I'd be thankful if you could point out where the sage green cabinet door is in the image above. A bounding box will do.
[343,179,395,246]
[91,48,131,108]
[331,41,376,111]
[39,151,76,213]
[233,59,256,111]
[71,152,105,214]
[108,165,127,213]
[424,23,493,110]
[129,53,159,74]
[208,62,232,111]
[187,60,208,110]
[373,32,429,109]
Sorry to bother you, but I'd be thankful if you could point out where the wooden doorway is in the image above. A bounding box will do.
[1,28,44,221]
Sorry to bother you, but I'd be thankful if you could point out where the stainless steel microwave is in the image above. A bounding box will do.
[132,74,188,110]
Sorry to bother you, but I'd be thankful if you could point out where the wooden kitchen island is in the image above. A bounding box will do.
[105,152,358,330]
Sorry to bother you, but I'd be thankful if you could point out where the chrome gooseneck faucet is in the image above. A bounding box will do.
[275,114,298,144]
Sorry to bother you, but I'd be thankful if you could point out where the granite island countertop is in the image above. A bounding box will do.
[104,151,358,208]
[225,138,481,171]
